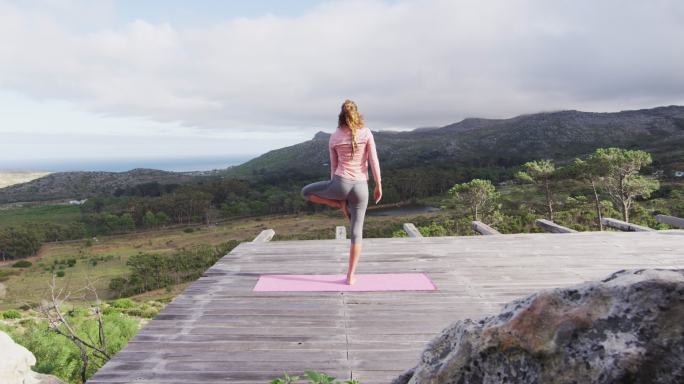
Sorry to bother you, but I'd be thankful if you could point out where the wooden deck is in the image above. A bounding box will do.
[88,230,684,384]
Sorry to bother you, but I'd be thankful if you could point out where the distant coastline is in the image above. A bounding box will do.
[0,155,255,173]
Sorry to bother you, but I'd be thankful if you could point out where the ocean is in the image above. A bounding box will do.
[0,155,255,173]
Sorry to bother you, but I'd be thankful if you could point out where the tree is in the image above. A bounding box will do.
[570,155,607,230]
[40,275,110,384]
[516,160,557,220]
[593,148,659,222]
[448,179,500,222]
[142,210,159,228]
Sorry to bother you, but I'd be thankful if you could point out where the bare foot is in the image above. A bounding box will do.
[346,275,356,285]
[340,200,351,221]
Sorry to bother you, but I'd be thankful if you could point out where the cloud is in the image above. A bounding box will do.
[0,0,683,137]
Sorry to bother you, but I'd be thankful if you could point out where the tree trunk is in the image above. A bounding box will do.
[78,341,88,384]
[544,179,554,221]
[623,201,630,223]
[591,180,603,231]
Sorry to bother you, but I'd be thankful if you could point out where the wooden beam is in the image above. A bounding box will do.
[471,221,501,235]
[335,226,347,240]
[403,223,423,238]
[655,214,684,229]
[252,229,275,242]
[535,219,577,234]
[602,218,654,232]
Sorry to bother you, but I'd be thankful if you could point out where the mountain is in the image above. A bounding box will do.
[223,106,684,178]
[0,168,197,203]
[3,106,683,204]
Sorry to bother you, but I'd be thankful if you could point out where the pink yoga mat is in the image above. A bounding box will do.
[253,273,437,292]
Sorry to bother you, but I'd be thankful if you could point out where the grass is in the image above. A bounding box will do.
[0,203,82,228]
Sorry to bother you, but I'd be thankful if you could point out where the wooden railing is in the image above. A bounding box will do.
[471,221,501,235]
[403,223,423,238]
[655,214,684,229]
[601,218,654,232]
[535,219,577,233]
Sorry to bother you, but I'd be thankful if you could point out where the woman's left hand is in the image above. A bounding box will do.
[374,183,382,204]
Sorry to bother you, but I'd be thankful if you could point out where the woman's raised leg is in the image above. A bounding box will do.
[301,178,350,219]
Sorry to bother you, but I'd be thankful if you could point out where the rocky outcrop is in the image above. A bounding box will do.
[394,269,684,384]
[0,331,65,384]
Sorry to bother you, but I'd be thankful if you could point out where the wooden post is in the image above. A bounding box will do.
[601,218,654,232]
[471,221,501,235]
[535,219,577,233]
[335,226,347,240]
[403,223,423,238]
[252,229,275,242]
[655,214,684,229]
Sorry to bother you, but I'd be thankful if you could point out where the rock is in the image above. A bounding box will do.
[393,269,684,384]
[0,331,65,384]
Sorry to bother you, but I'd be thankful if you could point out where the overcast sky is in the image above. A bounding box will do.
[1,0,683,171]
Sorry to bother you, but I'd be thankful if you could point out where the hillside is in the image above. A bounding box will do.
[224,105,684,178]
[0,168,197,203]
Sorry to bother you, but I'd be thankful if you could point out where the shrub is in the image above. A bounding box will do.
[0,269,20,282]
[110,298,135,309]
[183,227,195,233]
[2,310,22,319]
[11,260,32,268]
[55,271,65,277]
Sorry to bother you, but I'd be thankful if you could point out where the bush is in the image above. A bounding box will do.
[55,271,65,277]
[109,240,242,297]
[183,227,195,233]
[2,310,22,319]
[110,298,135,309]
[0,310,138,383]
[11,260,32,268]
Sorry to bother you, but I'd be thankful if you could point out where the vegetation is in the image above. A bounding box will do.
[1,304,139,384]
[2,309,21,319]
[448,179,500,222]
[12,259,32,268]
[271,371,360,384]
[592,148,659,222]
[516,160,557,220]
[108,240,241,297]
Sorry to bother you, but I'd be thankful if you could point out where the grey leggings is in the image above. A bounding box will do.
[301,175,369,244]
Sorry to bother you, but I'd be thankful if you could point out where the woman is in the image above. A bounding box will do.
[301,100,382,285]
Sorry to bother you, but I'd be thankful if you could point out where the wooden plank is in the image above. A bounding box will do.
[88,230,684,384]
[655,214,684,229]
[336,226,347,240]
[252,229,275,242]
[471,221,501,235]
[402,223,423,237]
[602,217,654,232]
[535,219,577,233]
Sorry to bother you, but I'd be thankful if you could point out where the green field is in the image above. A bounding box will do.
[0,203,82,228]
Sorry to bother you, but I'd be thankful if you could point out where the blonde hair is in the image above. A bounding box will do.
[338,99,364,156]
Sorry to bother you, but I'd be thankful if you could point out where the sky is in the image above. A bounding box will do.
[1,0,683,171]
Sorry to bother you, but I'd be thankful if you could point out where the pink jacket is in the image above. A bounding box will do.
[329,126,381,183]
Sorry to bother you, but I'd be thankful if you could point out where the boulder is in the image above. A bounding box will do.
[0,330,65,384]
[393,269,684,384]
